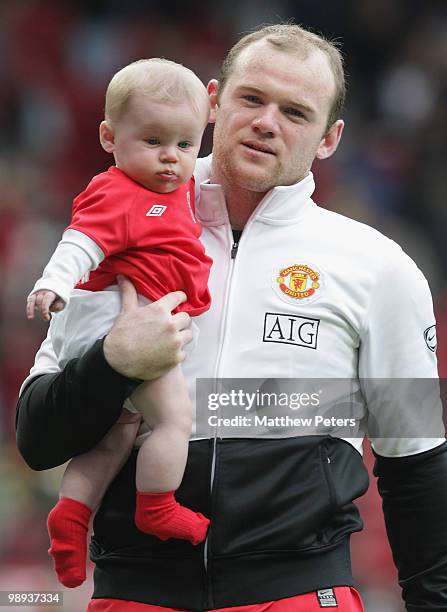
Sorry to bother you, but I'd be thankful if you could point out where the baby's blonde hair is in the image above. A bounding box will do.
[105,58,209,125]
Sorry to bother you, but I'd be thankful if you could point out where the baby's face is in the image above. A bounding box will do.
[111,93,207,192]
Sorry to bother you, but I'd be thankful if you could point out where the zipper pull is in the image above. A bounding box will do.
[231,241,239,259]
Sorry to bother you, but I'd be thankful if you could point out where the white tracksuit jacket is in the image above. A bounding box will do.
[23,155,444,457]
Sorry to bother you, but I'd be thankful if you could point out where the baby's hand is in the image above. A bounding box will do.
[26,290,66,321]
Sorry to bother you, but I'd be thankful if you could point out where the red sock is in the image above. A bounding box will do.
[47,497,92,588]
[135,491,209,545]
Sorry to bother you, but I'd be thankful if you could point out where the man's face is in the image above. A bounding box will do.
[106,93,205,193]
[210,40,343,193]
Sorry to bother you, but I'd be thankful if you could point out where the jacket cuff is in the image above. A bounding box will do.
[73,337,142,402]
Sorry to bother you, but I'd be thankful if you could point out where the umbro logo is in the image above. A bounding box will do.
[146,204,167,217]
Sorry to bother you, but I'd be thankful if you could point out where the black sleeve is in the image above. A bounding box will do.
[374,442,447,611]
[16,338,141,471]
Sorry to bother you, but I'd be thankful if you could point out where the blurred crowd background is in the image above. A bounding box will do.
[0,0,446,610]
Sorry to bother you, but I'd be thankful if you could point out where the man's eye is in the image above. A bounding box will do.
[178,141,192,149]
[243,95,261,104]
[146,138,160,145]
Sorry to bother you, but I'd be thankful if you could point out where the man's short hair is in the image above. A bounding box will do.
[218,24,346,131]
[105,58,209,125]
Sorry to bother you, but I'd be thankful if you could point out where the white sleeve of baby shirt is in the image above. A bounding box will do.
[28,229,105,305]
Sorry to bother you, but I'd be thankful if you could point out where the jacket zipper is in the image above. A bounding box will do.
[203,206,264,605]
[203,225,240,607]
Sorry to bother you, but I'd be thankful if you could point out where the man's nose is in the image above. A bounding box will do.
[252,105,280,136]
[160,147,178,163]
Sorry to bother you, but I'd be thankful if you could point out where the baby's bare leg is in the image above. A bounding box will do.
[47,409,141,588]
[131,366,191,492]
[130,366,209,544]
[60,408,141,508]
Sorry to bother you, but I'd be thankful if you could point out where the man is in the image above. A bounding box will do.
[16,24,447,612]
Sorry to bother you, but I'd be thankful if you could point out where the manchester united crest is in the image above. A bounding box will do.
[273,263,323,305]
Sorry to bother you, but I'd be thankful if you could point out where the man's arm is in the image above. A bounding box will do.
[360,245,447,608]
[16,339,139,470]
[374,444,447,611]
[16,276,192,470]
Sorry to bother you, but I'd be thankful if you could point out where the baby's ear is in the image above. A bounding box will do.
[99,121,115,153]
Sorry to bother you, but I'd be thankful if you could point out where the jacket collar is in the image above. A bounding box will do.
[195,155,316,227]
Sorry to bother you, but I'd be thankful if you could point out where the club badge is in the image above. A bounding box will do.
[273,263,323,305]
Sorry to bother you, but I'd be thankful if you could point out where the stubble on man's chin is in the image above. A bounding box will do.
[219,155,280,194]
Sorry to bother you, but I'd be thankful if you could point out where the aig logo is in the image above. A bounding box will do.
[263,312,320,349]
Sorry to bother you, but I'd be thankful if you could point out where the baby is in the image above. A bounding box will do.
[26,58,212,588]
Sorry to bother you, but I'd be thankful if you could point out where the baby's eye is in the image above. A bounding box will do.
[146,138,160,145]
[178,141,192,149]
[284,107,304,118]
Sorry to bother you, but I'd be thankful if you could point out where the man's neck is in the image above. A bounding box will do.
[226,187,266,230]
[210,170,267,230]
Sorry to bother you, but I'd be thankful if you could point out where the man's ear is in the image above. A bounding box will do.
[207,79,219,124]
[316,119,344,160]
[99,121,115,153]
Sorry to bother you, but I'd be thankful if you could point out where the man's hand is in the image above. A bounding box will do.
[26,290,66,321]
[103,275,193,380]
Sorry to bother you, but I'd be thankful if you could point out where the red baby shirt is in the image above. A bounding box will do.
[67,166,212,315]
